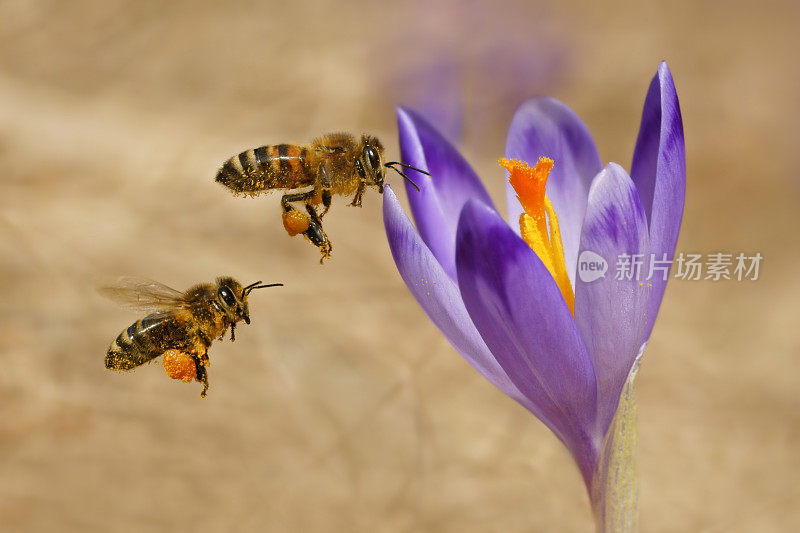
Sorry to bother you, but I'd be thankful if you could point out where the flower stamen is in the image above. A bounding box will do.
[501,157,574,314]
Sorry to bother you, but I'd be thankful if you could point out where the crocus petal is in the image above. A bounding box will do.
[574,163,650,437]
[383,186,536,411]
[505,97,602,287]
[455,200,598,482]
[630,62,686,340]
[397,107,496,280]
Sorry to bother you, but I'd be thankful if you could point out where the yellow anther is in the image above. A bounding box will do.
[501,157,574,314]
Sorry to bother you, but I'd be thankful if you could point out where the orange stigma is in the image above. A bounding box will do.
[500,157,574,314]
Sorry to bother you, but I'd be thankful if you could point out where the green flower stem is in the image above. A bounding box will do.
[592,359,641,532]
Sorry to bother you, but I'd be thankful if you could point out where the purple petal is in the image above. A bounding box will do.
[574,163,650,437]
[455,199,599,483]
[397,107,496,280]
[382,186,535,409]
[630,62,686,339]
[505,97,602,287]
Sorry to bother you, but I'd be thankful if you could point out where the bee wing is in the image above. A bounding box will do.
[100,277,189,312]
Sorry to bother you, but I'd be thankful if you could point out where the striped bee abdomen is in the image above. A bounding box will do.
[215,144,313,195]
[105,313,185,371]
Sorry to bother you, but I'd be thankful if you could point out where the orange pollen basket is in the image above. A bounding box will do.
[500,157,574,315]
[162,349,197,383]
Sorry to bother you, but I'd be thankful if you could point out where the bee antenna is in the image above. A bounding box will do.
[385,161,431,177]
[385,163,421,192]
[242,281,283,297]
[243,280,262,293]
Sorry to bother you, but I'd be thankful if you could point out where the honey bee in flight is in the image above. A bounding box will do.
[103,276,282,397]
[215,133,428,262]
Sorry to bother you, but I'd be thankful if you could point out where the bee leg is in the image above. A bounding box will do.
[281,191,314,236]
[193,355,209,398]
[303,220,332,263]
[348,183,365,207]
[304,203,332,263]
[318,164,333,218]
[305,202,322,226]
[196,331,212,366]
[280,190,332,261]
[281,191,313,211]
[320,189,332,217]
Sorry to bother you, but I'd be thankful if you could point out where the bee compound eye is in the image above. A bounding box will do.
[218,287,236,306]
[364,146,380,171]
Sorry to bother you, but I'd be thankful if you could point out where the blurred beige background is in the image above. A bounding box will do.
[1,0,798,531]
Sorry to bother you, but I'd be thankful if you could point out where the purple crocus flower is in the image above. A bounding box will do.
[383,62,684,526]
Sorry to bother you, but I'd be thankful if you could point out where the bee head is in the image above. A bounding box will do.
[358,135,386,193]
[214,277,249,324]
[215,277,283,325]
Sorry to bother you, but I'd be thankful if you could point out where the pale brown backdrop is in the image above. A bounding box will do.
[1,1,798,531]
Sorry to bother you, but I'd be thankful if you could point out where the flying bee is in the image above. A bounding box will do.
[215,133,428,263]
[102,276,282,397]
